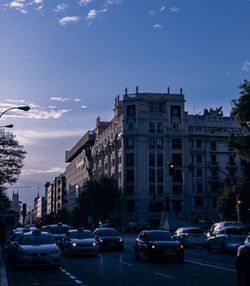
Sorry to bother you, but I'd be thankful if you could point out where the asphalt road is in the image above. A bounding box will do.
[6,234,237,286]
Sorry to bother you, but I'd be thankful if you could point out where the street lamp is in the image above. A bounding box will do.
[0,106,30,118]
[0,124,14,128]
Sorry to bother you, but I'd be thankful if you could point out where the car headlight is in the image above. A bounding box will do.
[151,244,159,249]
[119,238,123,242]
[71,242,77,247]
[92,242,97,246]
[99,239,103,243]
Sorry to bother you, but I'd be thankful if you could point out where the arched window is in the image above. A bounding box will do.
[149,122,155,133]
[157,122,163,133]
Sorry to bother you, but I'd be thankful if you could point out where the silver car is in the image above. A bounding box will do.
[207,226,249,253]
[174,227,207,248]
[63,229,99,256]
[14,230,60,268]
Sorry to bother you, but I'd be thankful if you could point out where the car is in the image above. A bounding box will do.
[174,227,207,248]
[236,235,250,286]
[6,230,60,269]
[62,228,99,256]
[94,227,124,251]
[134,229,184,262]
[47,223,72,249]
[207,221,245,238]
[207,226,249,253]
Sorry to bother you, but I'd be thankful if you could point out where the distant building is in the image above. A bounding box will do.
[64,88,246,228]
[10,191,22,214]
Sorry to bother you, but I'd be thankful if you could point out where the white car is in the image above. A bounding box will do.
[13,230,60,268]
[63,229,99,256]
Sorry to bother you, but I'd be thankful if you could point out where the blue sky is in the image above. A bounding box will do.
[0,0,250,206]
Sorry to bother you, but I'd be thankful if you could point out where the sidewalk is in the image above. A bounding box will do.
[0,245,8,286]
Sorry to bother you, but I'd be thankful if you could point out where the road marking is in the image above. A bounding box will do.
[185,259,236,272]
[155,272,174,279]
[122,262,134,267]
[69,276,76,279]
[61,268,87,285]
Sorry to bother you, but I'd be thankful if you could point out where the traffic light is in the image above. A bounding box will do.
[168,163,176,175]
[21,203,27,217]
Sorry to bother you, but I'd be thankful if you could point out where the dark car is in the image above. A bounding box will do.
[134,230,184,262]
[174,227,207,248]
[47,224,72,249]
[236,235,250,286]
[94,227,124,251]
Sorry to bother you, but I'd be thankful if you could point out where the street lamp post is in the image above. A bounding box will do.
[0,106,30,118]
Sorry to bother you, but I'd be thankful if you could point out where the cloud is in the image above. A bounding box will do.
[59,16,80,26]
[54,3,68,13]
[14,129,84,145]
[50,97,69,102]
[86,9,97,20]
[22,167,66,176]
[153,24,162,29]
[9,0,28,14]
[149,11,155,15]
[170,7,179,12]
[4,99,26,104]
[33,0,44,4]
[241,60,250,72]
[74,98,82,102]
[160,6,166,12]
[106,0,122,5]
[79,0,94,6]
[81,105,87,108]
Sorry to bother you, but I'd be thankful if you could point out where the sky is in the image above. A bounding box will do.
[0,0,250,207]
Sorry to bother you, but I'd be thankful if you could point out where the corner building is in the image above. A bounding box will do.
[66,88,244,228]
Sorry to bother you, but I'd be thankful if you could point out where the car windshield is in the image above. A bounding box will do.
[184,228,204,234]
[97,229,120,236]
[19,234,55,245]
[224,228,248,235]
[69,231,94,239]
[49,226,69,234]
[148,231,174,241]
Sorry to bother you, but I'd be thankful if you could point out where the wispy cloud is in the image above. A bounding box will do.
[153,24,162,29]
[59,16,81,26]
[170,7,180,12]
[54,3,68,13]
[79,0,95,6]
[106,0,122,5]
[160,6,166,12]
[149,11,155,16]
[33,0,44,4]
[9,0,28,14]
[86,9,97,20]
[50,97,69,102]
[74,98,82,102]
[22,167,65,176]
[81,105,87,108]
[241,60,250,72]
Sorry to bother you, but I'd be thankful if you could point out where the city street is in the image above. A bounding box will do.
[6,234,237,286]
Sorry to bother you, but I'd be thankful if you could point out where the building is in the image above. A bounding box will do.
[10,191,22,214]
[65,88,245,228]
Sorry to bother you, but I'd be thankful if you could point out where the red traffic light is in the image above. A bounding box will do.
[237,200,241,205]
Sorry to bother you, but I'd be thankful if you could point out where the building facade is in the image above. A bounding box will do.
[65,88,245,228]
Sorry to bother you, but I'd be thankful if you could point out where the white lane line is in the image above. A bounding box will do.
[122,262,134,267]
[74,280,85,285]
[185,259,236,272]
[155,272,174,279]
[69,276,76,279]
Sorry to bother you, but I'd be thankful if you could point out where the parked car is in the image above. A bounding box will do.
[62,228,99,256]
[236,235,250,286]
[207,226,249,253]
[174,227,207,248]
[207,221,245,238]
[134,229,184,262]
[94,227,124,251]
[47,223,72,249]
[6,230,60,269]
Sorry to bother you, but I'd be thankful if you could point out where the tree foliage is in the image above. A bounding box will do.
[216,186,237,221]
[0,132,26,211]
[72,175,118,227]
[230,79,250,162]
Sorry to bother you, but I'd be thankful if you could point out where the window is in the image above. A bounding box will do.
[196,183,203,194]
[126,105,135,116]
[196,140,202,148]
[149,138,155,149]
[157,185,163,193]
[126,169,134,183]
[211,141,216,151]
[149,169,155,183]
[157,153,163,167]
[125,185,134,194]
[125,138,134,149]
[156,138,163,149]
[197,168,203,177]
[172,153,182,166]
[172,185,182,194]
[172,170,183,182]
[149,185,155,193]
[157,169,163,182]
[149,122,155,133]
[157,123,163,133]
[196,154,202,163]
[125,153,134,167]
[171,105,181,117]
[149,154,155,167]
[172,138,182,149]
[195,197,203,207]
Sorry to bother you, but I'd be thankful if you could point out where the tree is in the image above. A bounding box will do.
[0,132,26,211]
[72,175,118,227]
[216,186,237,221]
[230,79,250,162]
